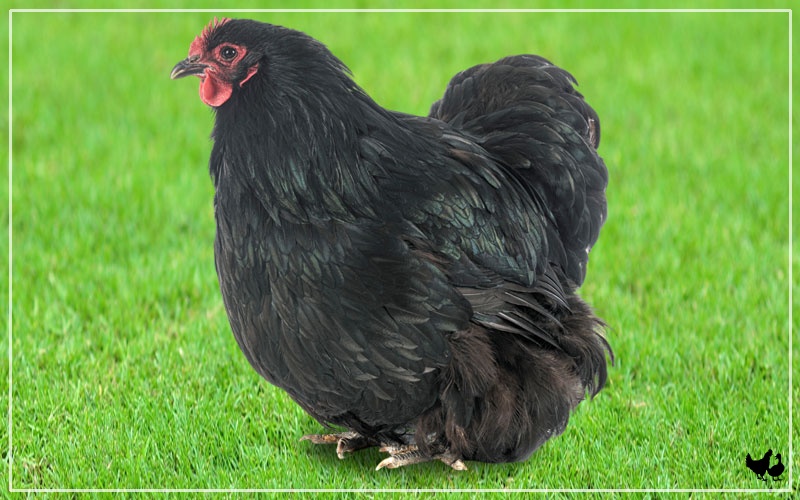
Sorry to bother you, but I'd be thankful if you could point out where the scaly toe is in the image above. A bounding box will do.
[375,444,467,471]
[439,453,468,471]
[300,433,340,445]
[301,431,377,459]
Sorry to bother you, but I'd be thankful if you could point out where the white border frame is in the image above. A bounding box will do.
[6,7,793,494]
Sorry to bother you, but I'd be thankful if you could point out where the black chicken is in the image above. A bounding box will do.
[172,18,612,470]
[746,449,773,481]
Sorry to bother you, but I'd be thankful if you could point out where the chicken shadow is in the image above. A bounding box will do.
[746,449,784,482]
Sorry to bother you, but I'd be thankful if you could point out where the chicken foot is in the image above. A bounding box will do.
[301,432,467,470]
[376,443,467,471]
[300,431,379,459]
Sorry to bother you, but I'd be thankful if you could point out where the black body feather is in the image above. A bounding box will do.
[198,20,611,464]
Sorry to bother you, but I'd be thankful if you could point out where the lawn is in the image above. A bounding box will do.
[5,2,795,494]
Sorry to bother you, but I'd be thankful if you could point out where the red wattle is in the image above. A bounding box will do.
[199,75,233,107]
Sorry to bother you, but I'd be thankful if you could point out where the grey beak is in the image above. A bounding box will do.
[170,55,208,80]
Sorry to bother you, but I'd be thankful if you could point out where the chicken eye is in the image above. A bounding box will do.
[220,46,238,61]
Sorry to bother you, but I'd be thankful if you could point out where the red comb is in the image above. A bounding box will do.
[202,17,231,40]
[189,17,232,56]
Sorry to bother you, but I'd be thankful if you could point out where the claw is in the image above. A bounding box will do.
[443,458,468,471]
[375,456,399,470]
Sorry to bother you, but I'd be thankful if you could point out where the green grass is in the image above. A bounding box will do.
[5,2,795,494]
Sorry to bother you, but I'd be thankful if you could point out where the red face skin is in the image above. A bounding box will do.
[188,19,259,107]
